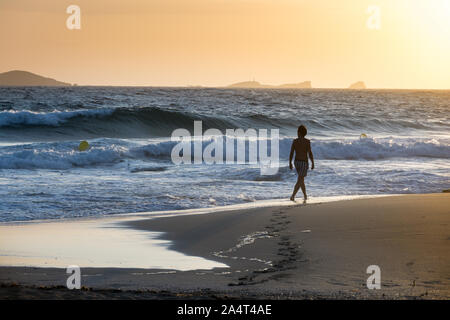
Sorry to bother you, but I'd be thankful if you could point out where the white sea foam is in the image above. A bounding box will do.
[0,137,448,169]
[0,108,115,127]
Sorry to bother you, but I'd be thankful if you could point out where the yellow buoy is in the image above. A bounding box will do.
[360,133,367,139]
[78,140,89,151]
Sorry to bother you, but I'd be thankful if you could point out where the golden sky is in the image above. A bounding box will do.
[1,0,449,88]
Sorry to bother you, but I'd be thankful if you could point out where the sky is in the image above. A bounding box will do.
[0,0,449,88]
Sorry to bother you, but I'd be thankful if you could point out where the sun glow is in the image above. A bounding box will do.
[400,0,450,54]
[403,0,450,34]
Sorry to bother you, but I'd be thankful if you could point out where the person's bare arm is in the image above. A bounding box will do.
[289,141,295,170]
[308,140,314,170]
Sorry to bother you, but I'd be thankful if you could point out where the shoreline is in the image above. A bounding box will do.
[0,194,394,225]
[1,193,449,299]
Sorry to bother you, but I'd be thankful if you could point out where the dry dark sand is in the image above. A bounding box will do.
[1,194,449,299]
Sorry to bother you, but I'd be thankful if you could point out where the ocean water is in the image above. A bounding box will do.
[0,87,449,222]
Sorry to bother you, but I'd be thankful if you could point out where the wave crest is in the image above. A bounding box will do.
[0,137,448,170]
[2,106,448,141]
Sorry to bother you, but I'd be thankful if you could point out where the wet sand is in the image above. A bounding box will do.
[1,194,449,299]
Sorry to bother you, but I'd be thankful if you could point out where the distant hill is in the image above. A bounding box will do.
[228,81,269,88]
[0,70,71,86]
[277,81,312,89]
[348,81,366,89]
[227,80,312,89]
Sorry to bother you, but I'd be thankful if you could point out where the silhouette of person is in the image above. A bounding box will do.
[289,125,314,201]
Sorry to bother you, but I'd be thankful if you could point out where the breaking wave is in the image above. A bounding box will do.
[0,137,448,170]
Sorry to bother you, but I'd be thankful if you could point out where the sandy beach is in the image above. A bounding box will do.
[0,194,449,299]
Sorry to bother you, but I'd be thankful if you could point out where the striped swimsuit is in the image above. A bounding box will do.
[294,160,309,177]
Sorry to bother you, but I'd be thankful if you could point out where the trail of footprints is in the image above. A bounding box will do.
[228,208,304,286]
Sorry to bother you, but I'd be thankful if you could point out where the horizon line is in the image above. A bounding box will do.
[1,70,448,91]
[2,84,448,91]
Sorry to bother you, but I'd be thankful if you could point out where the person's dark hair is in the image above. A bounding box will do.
[297,125,307,137]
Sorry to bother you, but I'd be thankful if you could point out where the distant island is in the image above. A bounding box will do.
[227,80,312,89]
[0,70,71,86]
[348,81,366,89]
[0,70,370,89]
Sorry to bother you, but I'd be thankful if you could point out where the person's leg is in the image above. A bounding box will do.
[299,177,307,200]
[290,176,303,201]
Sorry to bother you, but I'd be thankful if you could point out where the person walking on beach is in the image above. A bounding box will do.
[289,125,314,201]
